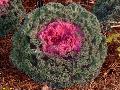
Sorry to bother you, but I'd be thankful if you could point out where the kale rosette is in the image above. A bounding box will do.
[0,0,24,36]
[92,0,120,21]
[10,3,107,89]
[92,0,120,33]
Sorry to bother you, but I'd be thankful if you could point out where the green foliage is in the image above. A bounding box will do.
[92,0,120,33]
[108,6,120,22]
[10,3,107,89]
[0,0,25,36]
[92,0,120,21]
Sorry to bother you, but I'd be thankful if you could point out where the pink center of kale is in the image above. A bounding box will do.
[37,19,84,56]
[0,0,8,5]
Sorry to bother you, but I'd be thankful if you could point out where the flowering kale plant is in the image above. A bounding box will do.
[92,0,120,21]
[0,0,24,36]
[10,3,107,89]
[92,0,120,33]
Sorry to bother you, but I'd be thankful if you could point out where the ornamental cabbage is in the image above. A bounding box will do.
[92,0,120,21]
[10,3,107,89]
[0,0,24,36]
[92,0,120,33]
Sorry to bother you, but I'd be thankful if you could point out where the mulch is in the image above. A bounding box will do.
[0,0,120,90]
